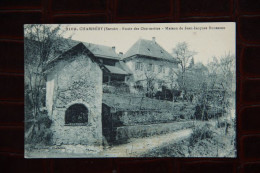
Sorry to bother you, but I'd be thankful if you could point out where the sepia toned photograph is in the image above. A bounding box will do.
[24,23,236,158]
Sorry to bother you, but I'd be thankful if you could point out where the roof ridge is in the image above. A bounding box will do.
[155,42,173,56]
[137,39,142,55]
[138,38,150,42]
[81,42,120,60]
[123,38,178,62]
[69,39,115,50]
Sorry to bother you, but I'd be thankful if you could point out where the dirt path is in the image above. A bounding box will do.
[99,128,193,157]
[26,128,193,158]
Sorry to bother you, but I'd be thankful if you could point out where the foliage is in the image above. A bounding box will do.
[172,42,197,94]
[103,81,130,94]
[25,110,53,145]
[133,81,144,91]
[182,52,235,121]
[141,121,236,157]
[171,42,235,119]
[189,124,214,146]
[103,84,130,94]
[143,68,159,98]
[24,24,72,145]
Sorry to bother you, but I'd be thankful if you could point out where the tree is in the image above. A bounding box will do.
[165,68,179,102]
[172,42,197,98]
[193,53,235,121]
[188,57,195,68]
[216,53,235,120]
[143,67,158,98]
[24,24,72,144]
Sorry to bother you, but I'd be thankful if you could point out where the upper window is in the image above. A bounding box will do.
[163,67,167,74]
[147,63,153,71]
[135,62,143,70]
[158,65,164,73]
[162,66,165,73]
[65,104,88,125]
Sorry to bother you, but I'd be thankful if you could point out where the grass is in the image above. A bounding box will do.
[141,119,236,157]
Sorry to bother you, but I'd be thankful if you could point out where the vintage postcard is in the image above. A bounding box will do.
[24,23,236,158]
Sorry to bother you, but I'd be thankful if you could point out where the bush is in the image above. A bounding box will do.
[40,116,52,128]
[193,104,210,120]
[103,82,130,94]
[25,112,53,145]
[189,124,214,146]
[194,104,225,120]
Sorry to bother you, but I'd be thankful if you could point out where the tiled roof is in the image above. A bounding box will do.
[82,43,120,60]
[116,61,132,74]
[55,38,120,60]
[46,39,121,65]
[123,39,178,63]
[104,65,129,75]
[45,42,97,71]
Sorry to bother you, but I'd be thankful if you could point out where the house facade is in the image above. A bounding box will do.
[82,42,131,84]
[123,37,179,93]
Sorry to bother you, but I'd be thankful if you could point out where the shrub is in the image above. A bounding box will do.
[25,111,53,146]
[103,85,112,93]
[189,124,214,146]
[103,82,130,94]
[193,104,210,120]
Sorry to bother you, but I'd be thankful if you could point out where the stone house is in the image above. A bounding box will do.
[123,37,179,93]
[44,43,104,147]
[44,41,131,147]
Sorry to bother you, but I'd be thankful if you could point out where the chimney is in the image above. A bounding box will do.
[152,37,156,43]
[112,46,116,51]
[119,52,123,58]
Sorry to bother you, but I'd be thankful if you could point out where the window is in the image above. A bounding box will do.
[147,63,153,71]
[158,65,163,73]
[158,82,163,88]
[135,62,143,70]
[65,104,88,125]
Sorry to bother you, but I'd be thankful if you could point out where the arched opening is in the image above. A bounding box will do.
[65,104,88,125]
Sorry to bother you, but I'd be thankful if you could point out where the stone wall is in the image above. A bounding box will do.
[107,102,195,143]
[109,102,195,127]
[46,54,103,146]
[113,110,181,126]
[115,121,194,142]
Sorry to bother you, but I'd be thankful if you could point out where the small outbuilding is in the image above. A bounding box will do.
[44,43,103,147]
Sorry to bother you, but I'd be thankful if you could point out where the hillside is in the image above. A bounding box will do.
[102,93,193,112]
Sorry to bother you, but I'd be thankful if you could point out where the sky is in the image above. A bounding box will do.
[61,23,235,65]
